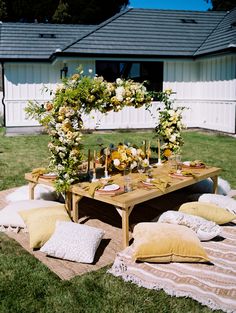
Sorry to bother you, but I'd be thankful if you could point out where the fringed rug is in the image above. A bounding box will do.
[109,225,236,313]
[0,187,188,280]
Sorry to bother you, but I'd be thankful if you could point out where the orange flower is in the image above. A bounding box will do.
[163,149,172,158]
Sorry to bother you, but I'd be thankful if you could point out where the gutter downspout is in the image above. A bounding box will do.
[1,61,5,127]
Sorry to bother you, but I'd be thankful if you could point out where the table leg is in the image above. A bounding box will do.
[72,194,83,222]
[29,182,37,200]
[116,206,134,249]
[65,191,72,216]
[211,175,218,194]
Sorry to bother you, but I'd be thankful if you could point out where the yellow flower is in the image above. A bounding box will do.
[163,149,172,158]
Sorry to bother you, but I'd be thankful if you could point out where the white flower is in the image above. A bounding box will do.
[130,160,137,169]
[88,69,93,73]
[113,159,120,167]
[169,134,176,143]
[143,158,149,167]
[130,148,137,156]
[116,78,123,85]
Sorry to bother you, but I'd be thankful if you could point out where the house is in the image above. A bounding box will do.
[0,7,235,133]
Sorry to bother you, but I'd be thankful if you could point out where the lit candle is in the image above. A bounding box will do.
[105,147,108,172]
[157,139,161,162]
[144,140,147,157]
[93,150,96,173]
[147,141,150,161]
[87,149,91,172]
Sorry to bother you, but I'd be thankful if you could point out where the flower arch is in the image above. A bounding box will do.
[26,68,185,191]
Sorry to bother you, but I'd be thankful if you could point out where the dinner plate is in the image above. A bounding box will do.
[98,184,120,191]
[142,181,154,186]
[183,161,205,168]
[41,173,57,179]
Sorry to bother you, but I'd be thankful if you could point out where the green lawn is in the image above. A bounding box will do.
[1,129,235,313]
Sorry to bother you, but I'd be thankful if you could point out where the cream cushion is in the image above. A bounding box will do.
[179,202,236,225]
[132,222,209,263]
[0,200,64,232]
[40,221,105,263]
[199,194,236,215]
[158,210,221,241]
[19,205,70,249]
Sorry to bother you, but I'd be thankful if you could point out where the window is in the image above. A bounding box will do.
[96,61,163,92]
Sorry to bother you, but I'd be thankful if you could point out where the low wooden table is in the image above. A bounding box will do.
[25,165,221,249]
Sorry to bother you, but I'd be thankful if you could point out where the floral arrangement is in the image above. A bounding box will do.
[25,68,152,192]
[100,144,148,172]
[153,89,186,158]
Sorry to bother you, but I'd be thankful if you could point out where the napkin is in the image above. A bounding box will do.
[82,181,103,197]
[31,167,47,180]
[151,177,171,192]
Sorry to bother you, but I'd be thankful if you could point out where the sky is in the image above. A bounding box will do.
[128,0,212,11]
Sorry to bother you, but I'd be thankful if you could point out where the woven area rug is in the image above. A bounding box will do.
[109,225,236,313]
[0,187,188,280]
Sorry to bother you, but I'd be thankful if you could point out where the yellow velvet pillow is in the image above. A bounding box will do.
[19,205,71,249]
[179,202,236,225]
[132,222,209,263]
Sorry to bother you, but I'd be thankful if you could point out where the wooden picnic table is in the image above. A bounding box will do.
[25,164,221,248]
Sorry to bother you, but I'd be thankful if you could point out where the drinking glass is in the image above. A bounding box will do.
[137,161,145,174]
[175,154,182,173]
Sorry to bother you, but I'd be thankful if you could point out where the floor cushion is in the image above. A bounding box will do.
[199,194,236,215]
[40,221,105,263]
[0,200,64,232]
[19,205,70,249]
[158,210,221,241]
[132,222,209,263]
[179,202,236,225]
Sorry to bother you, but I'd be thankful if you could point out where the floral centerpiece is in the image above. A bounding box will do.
[25,68,152,192]
[153,89,186,159]
[100,143,148,172]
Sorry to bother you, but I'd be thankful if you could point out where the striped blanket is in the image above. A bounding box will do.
[109,225,236,313]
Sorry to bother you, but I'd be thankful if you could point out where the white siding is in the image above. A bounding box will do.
[3,55,236,133]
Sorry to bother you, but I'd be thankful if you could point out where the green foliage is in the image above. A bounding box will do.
[153,89,186,156]
[52,0,71,24]
[0,0,7,19]
[205,0,236,10]
[25,69,152,192]
[3,0,129,23]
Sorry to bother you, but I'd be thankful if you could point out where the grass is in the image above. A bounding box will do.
[0,129,235,313]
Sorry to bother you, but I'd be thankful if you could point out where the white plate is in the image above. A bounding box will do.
[42,173,57,178]
[99,184,120,191]
[142,181,154,186]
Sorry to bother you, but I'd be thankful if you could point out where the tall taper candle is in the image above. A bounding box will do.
[157,139,161,162]
[93,150,96,173]
[105,147,108,172]
[87,149,91,172]
[147,141,151,161]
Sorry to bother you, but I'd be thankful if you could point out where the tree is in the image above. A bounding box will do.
[52,0,71,23]
[0,0,7,20]
[2,0,129,24]
[205,0,236,11]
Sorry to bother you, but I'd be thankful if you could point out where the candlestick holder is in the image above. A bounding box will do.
[156,158,163,166]
[103,170,111,179]
[91,172,98,182]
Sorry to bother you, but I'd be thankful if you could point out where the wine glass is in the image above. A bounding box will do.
[137,161,145,174]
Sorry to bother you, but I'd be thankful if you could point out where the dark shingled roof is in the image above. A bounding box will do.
[62,8,228,57]
[195,7,236,55]
[0,22,95,60]
[0,8,235,61]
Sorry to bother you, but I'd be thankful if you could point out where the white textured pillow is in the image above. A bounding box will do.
[158,210,221,241]
[199,194,236,215]
[40,221,105,263]
[6,184,58,202]
[0,200,64,232]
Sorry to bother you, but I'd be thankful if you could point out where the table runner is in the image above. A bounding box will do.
[109,225,236,313]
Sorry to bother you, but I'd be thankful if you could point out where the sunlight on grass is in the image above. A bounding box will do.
[0,129,232,312]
